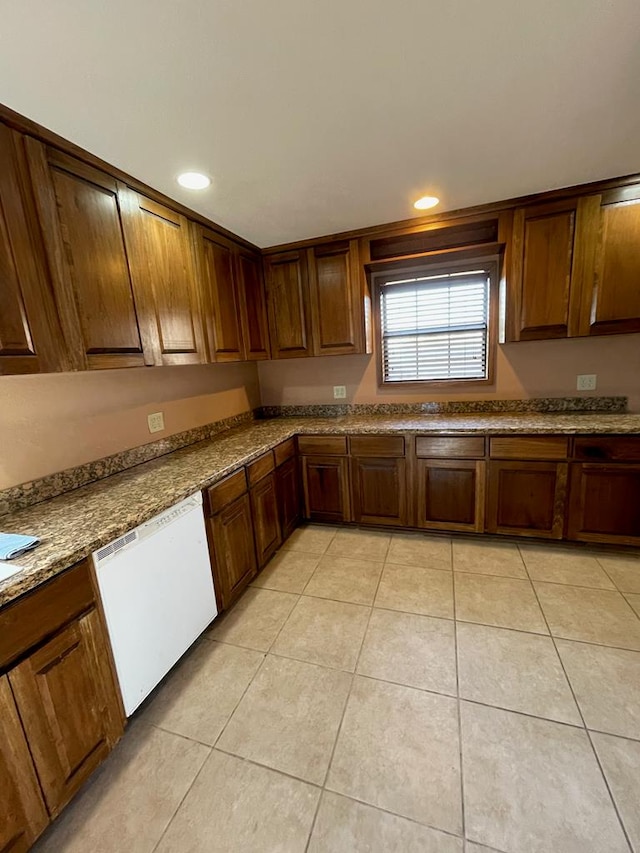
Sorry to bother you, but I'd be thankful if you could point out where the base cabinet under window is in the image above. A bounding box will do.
[301,455,350,523]
[567,462,640,546]
[417,459,485,533]
[486,460,567,539]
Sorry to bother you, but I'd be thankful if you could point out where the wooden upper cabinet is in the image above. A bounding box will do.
[264,250,313,358]
[237,250,270,360]
[121,190,205,365]
[25,139,149,370]
[0,126,67,375]
[308,239,364,356]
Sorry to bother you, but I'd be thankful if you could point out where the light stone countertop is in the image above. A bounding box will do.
[1,412,639,607]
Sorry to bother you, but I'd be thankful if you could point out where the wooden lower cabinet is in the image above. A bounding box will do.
[417,459,485,533]
[275,456,301,540]
[567,463,640,546]
[207,493,257,610]
[351,457,407,526]
[487,460,568,538]
[301,455,350,523]
[0,676,48,853]
[251,473,282,568]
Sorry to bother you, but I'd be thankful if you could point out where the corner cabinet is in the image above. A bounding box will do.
[274,439,301,540]
[263,249,313,358]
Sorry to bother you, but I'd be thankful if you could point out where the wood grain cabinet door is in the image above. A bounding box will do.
[301,455,350,523]
[121,190,206,365]
[275,456,301,541]
[417,459,485,533]
[9,609,124,817]
[208,493,257,610]
[351,457,407,526]
[0,675,48,853]
[263,250,313,358]
[308,240,364,356]
[237,250,270,360]
[25,139,150,370]
[487,460,567,539]
[251,472,282,568]
[567,462,640,546]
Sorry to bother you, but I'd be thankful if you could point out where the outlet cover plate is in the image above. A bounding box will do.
[333,385,347,399]
[576,374,597,391]
[147,411,165,433]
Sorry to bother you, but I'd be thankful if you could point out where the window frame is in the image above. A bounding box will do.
[370,250,501,389]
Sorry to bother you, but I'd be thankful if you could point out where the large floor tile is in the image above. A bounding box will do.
[34,722,209,853]
[272,595,370,671]
[357,608,457,695]
[592,731,640,853]
[455,573,548,634]
[326,528,391,562]
[304,555,383,605]
[452,539,527,578]
[520,545,615,589]
[461,702,628,853]
[251,550,320,593]
[308,791,463,853]
[457,622,580,724]
[217,655,351,784]
[627,593,640,617]
[327,676,462,834]
[556,639,640,738]
[155,750,319,853]
[142,640,263,744]
[534,582,640,650]
[375,562,454,618]
[207,588,298,651]
[597,554,640,593]
[387,533,452,570]
[281,524,338,554]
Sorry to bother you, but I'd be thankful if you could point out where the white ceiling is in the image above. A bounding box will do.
[1,0,640,247]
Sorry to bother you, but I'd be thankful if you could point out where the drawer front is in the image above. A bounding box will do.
[415,436,485,459]
[206,468,247,515]
[274,437,296,466]
[573,436,640,462]
[298,435,347,455]
[247,451,275,485]
[349,435,405,457]
[490,436,568,460]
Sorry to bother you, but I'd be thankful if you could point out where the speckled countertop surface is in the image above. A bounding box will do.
[2,412,640,607]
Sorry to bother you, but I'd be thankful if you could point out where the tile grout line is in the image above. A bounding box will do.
[450,538,467,844]
[518,543,635,853]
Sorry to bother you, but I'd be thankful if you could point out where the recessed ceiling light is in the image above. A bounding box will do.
[414,195,440,210]
[177,171,211,190]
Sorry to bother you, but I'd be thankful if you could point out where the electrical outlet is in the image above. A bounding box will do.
[576,374,597,391]
[147,411,165,433]
[333,385,347,399]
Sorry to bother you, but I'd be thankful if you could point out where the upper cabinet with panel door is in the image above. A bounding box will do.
[263,249,313,358]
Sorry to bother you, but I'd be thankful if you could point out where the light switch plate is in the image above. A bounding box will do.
[333,385,347,399]
[147,411,165,433]
[576,374,597,391]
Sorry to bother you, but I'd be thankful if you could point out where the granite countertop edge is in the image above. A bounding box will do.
[2,412,640,608]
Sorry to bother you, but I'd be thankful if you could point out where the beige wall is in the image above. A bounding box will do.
[258,333,640,412]
[0,362,260,489]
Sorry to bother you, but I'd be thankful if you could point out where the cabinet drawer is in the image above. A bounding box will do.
[415,436,485,459]
[573,436,640,462]
[274,438,296,466]
[490,436,568,460]
[349,435,405,457]
[0,560,94,671]
[247,451,275,485]
[298,435,347,455]
[206,469,247,515]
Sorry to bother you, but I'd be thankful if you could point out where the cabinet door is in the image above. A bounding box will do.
[194,227,244,362]
[25,139,150,370]
[487,461,567,539]
[417,459,485,533]
[577,190,640,336]
[301,456,350,523]
[237,250,270,360]
[9,609,124,817]
[264,250,313,358]
[0,675,48,852]
[308,240,364,356]
[209,493,257,610]
[507,199,580,341]
[568,463,640,546]
[351,457,407,526]
[251,473,282,568]
[122,191,206,365]
[275,456,301,541]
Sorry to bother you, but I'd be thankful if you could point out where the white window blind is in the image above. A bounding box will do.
[380,269,490,383]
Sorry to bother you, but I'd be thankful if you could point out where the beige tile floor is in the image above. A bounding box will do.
[34,525,640,853]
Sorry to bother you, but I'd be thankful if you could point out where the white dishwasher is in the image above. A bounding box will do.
[93,492,217,716]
